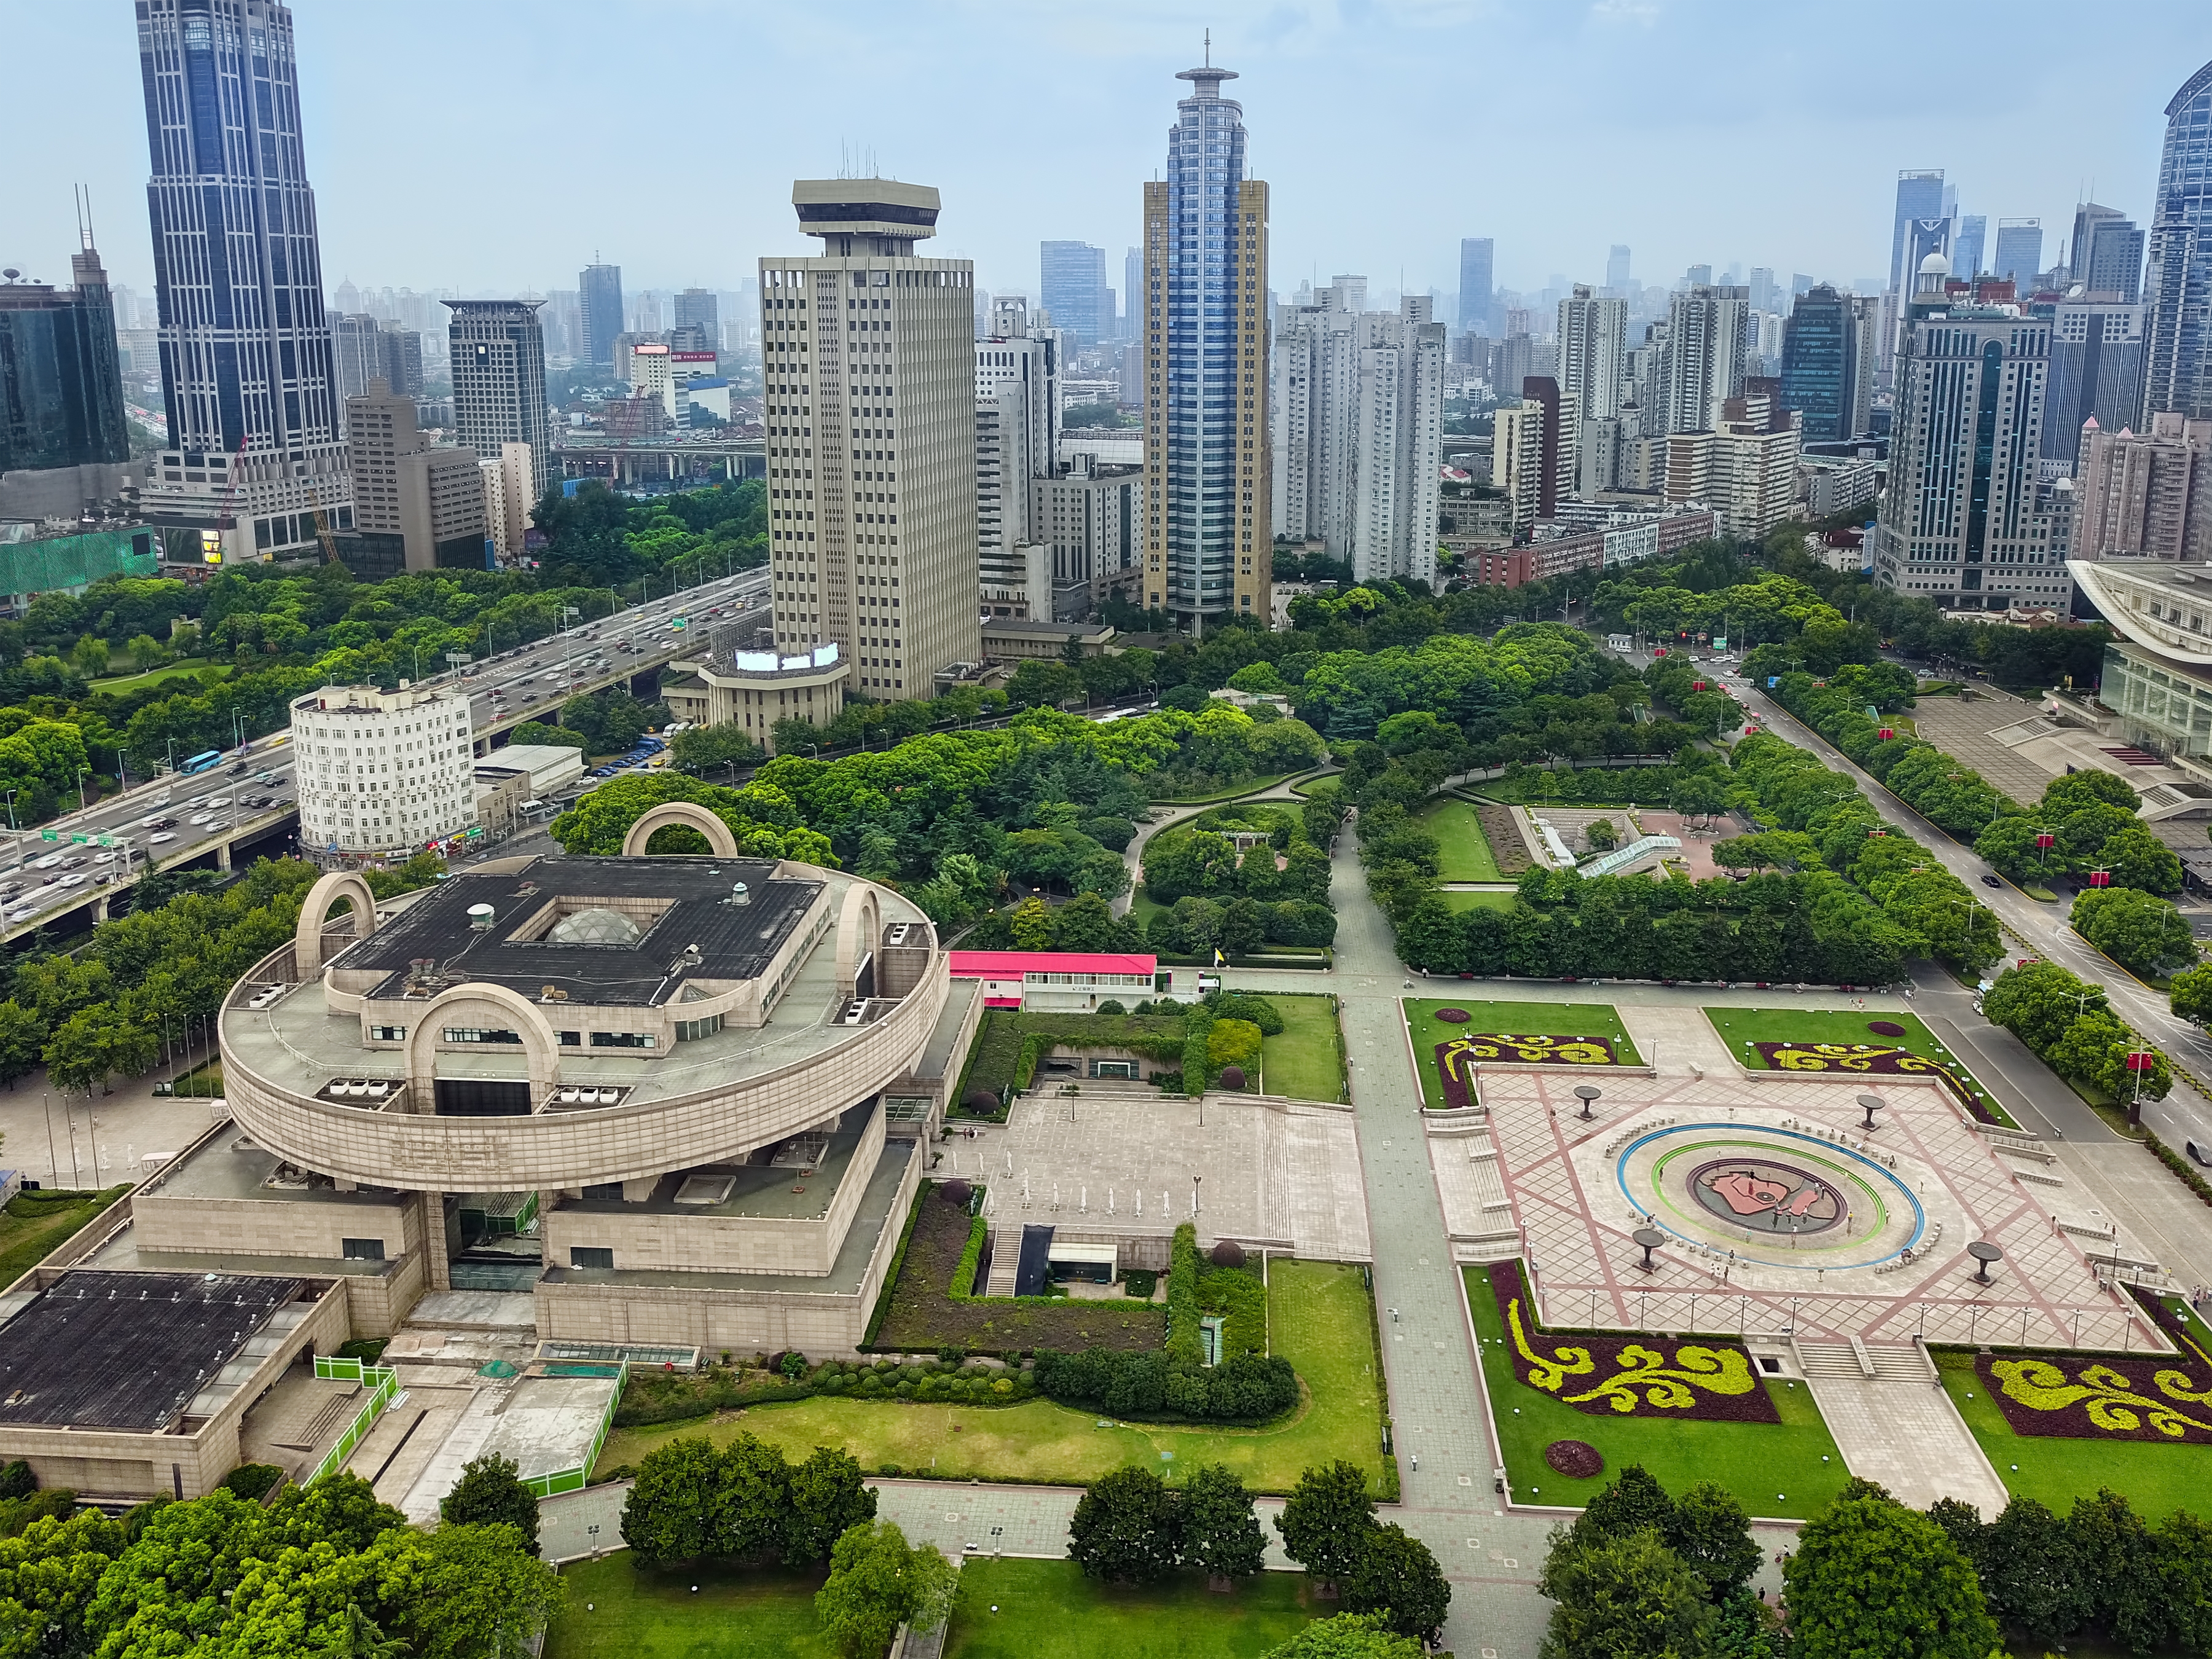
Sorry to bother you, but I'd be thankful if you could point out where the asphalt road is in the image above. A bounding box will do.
[0,567,769,936]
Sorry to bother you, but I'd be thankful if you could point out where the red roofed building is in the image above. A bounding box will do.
[948,950,1160,1012]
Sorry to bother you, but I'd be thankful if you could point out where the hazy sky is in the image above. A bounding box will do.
[5,0,2206,312]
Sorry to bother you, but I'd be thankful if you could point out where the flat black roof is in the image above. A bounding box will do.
[342,855,823,1008]
[0,1271,305,1431]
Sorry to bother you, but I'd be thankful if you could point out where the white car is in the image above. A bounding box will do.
[32,853,62,870]
[140,811,165,826]
[149,831,176,844]
[206,796,230,808]
[7,909,33,924]
[58,873,87,888]
[188,813,213,827]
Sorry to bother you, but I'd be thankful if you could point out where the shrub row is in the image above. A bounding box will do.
[1033,1346,1297,1423]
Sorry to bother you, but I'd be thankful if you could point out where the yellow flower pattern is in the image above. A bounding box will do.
[1988,1356,2212,1441]
[1505,1294,1760,1414]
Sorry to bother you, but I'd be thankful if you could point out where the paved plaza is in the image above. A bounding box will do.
[940,1090,1372,1263]
[1428,1023,2162,1353]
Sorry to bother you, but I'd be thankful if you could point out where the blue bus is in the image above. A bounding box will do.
[180,750,223,776]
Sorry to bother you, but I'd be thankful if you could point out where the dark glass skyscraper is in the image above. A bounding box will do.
[1459,237,1493,333]
[1039,241,1107,345]
[579,263,624,372]
[2144,60,2212,422]
[0,245,130,475]
[136,0,351,562]
[1779,284,1874,442]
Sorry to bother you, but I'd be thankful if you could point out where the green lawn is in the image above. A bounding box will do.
[1403,998,1643,1109]
[1935,1349,2212,1520]
[946,1559,1318,1659]
[88,657,231,694]
[600,1260,1387,1497]
[1260,995,1346,1102]
[546,1555,836,1658]
[1440,889,1517,913]
[0,1187,131,1292]
[1417,798,1507,883]
[1148,772,1304,806]
[1700,1007,2017,1129]
[1464,1265,1851,1519]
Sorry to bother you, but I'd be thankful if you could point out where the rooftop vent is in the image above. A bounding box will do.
[466,903,496,931]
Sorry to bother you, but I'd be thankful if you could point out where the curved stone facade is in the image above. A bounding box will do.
[621,801,741,858]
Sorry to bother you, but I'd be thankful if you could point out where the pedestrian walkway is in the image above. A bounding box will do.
[1795,1344,2006,1514]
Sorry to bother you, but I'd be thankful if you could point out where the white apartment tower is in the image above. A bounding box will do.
[975,312,1060,614]
[1557,284,1626,421]
[292,683,476,857]
[1272,287,1445,584]
[761,180,981,698]
[1653,285,1753,435]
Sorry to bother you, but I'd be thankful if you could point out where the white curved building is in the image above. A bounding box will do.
[203,840,973,1354]
[292,683,477,857]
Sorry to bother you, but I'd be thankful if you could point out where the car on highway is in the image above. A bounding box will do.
[141,811,166,826]
[255,771,278,785]
[206,797,230,809]
[152,816,178,830]
[33,853,62,870]
[188,813,213,827]
[1980,874,2002,888]
[58,873,87,888]
[230,762,251,776]
[149,832,176,845]
[7,910,33,924]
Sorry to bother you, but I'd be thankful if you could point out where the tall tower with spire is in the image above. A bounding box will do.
[1142,45,1270,631]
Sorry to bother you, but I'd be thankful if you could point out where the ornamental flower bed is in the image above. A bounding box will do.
[1976,1349,2212,1445]
[1433,1032,1620,1110]
[1751,1041,1998,1126]
[1435,1008,1472,1024]
[2129,1285,2212,1368]
[1489,1261,1778,1423]
[1545,1440,1604,1478]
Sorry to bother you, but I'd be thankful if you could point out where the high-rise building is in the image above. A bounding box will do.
[1491,399,1545,535]
[1652,286,1752,435]
[1888,171,1950,298]
[1032,452,1142,607]
[2074,211,2146,302]
[2144,60,2212,424]
[1606,246,1632,291]
[1747,268,1779,315]
[1143,59,1271,630]
[974,312,1058,615]
[332,315,385,412]
[2071,412,2212,560]
[1872,255,2074,610]
[292,682,476,857]
[1993,220,2044,288]
[673,289,720,352]
[445,302,550,509]
[136,0,352,565]
[2044,297,2147,468]
[761,179,979,697]
[0,243,129,477]
[1956,216,1988,280]
[579,262,624,372]
[1271,292,1443,583]
[1520,375,1578,520]
[1040,242,1108,345]
[1556,284,1626,421]
[1779,284,1877,442]
[1459,238,1494,334]
[1663,389,1799,539]
[339,379,487,578]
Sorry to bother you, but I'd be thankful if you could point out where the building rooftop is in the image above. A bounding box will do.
[2068,559,2212,666]
[0,1270,307,1431]
[949,951,1156,979]
[334,855,820,1007]
[560,1102,874,1222]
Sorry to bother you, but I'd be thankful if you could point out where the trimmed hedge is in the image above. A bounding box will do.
[1032,1346,1297,1424]
[862,1180,931,1346]
[1167,1223,1204,1367]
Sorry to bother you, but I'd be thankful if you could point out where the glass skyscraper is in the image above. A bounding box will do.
[1460,238,1494,332]
[0,245,130,476]
[1039,241,1107,345]
[137,0,352,563]
[1141,58,1271,630]
[2144,60,2212,422]
[579,263,624,371]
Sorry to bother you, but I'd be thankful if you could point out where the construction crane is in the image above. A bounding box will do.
[301,475,342,566]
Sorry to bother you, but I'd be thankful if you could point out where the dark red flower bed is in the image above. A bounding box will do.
[1545,1440,1604,1478]
[1435,1008,1472,1023]
[1488,1261,1778,1423]
[2127,1285,2212,1369]
[1754,1040,1998,1124]
[1975,1349,2212,1445]
[1868,1021,1907,1037]
[1430,1031,1620,1111]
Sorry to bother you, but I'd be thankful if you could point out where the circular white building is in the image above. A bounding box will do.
[292,683,476,857]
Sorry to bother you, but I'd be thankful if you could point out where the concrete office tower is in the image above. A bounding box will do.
[974,311,1059,616]
[1993,220,2044,287]
[1271,296,1443,584]
[1040,243,1108,345]
[2071,412,2212,560]
[1652,285,1752,435]
[761,179,978,698]
[1033,452,1142,609]
[2145,61,2212,423]
[341,380,487,578]
[485,442,533,559]
[579,263,624,372]
[1142,58,1271,630]
[2069,207,2145,302]
[332,315,385,411]
[292,683,476,856]
[1664,394,1799,538]
[1491,399,1545,535]
[1489,333,1553,403]
[1557,284,1626,420]
[1872,255,2073,611]
[1779,284,1877,441]
[0,239,129,476]
[1460,238,1494,334]
[136,0,352,565]
[445,301,550,509]
[2044,297,2146,467]
[1606,246,1631,291]
[673,289,720,353]
[1956,216,1987,280]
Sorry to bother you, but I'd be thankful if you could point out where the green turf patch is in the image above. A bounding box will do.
[1700,1007,2017,1129]
[600,1260,1387,1497]
[1935,1348,2212,1518]
[1404,997,1642,1110]
[1464,1264,1850,1518]
[1439,889,1518,912]
[1258,994,1346,1102]
[1417,798,1507,882]
[545,1555,836,1658]
[0,1186,131,1292]
[944,1558,1319,1658]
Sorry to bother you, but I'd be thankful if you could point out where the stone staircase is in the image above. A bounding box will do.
[1792,1339,2006,1511]
[982,1224,1018,1297]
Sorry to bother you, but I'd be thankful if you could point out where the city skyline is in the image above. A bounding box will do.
[4,3,2205,312]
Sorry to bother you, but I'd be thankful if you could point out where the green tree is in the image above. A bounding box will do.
[2072,886,2197,978]
[1572,1463,1678,1546]
[2173,960,2212,1026]
[41,1005,157,1097]
[1783,1490,1996,1659]
[2096,824,2184,894]
[1009,895,1053,950]
[1343,1522,1450,1641]
[2068,1486,2163,1657]
[69,635,109,677]
[1670,1481,1760,1602]
[784,1445,878,1566]
[406,1521,565,1659]
[1537,1526,1712,1659]
[718,1432,794,1561]
[1067,1464,1182,1583]
[813,1520,957,1658]
[308,1603,412,1658]
[1983,960,2108,1052]
[128,634,165,673]
[1180,1462,1266,1583]
[1975,1493,2086,1645]
[438,1453,539,1555]
[1275,1460,1376,1592]
[621,1436,720,1564]
[0,1510,126,1659]
[1260,1612,1428,1658]
[0,1002,47,1089]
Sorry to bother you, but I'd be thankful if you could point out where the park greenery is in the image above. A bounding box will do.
[1067,1462,1268,1586]
[620,1434,877,1567]
[1982,959,2173,1107]
[1274,1461,1451,1642]
[1975,769,2183,894]
[439,1453,542,1556]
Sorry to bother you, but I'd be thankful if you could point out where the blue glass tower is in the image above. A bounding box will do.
[136,0,351,562]
[2144,60,2212,422]
[1141,56,1269,631]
